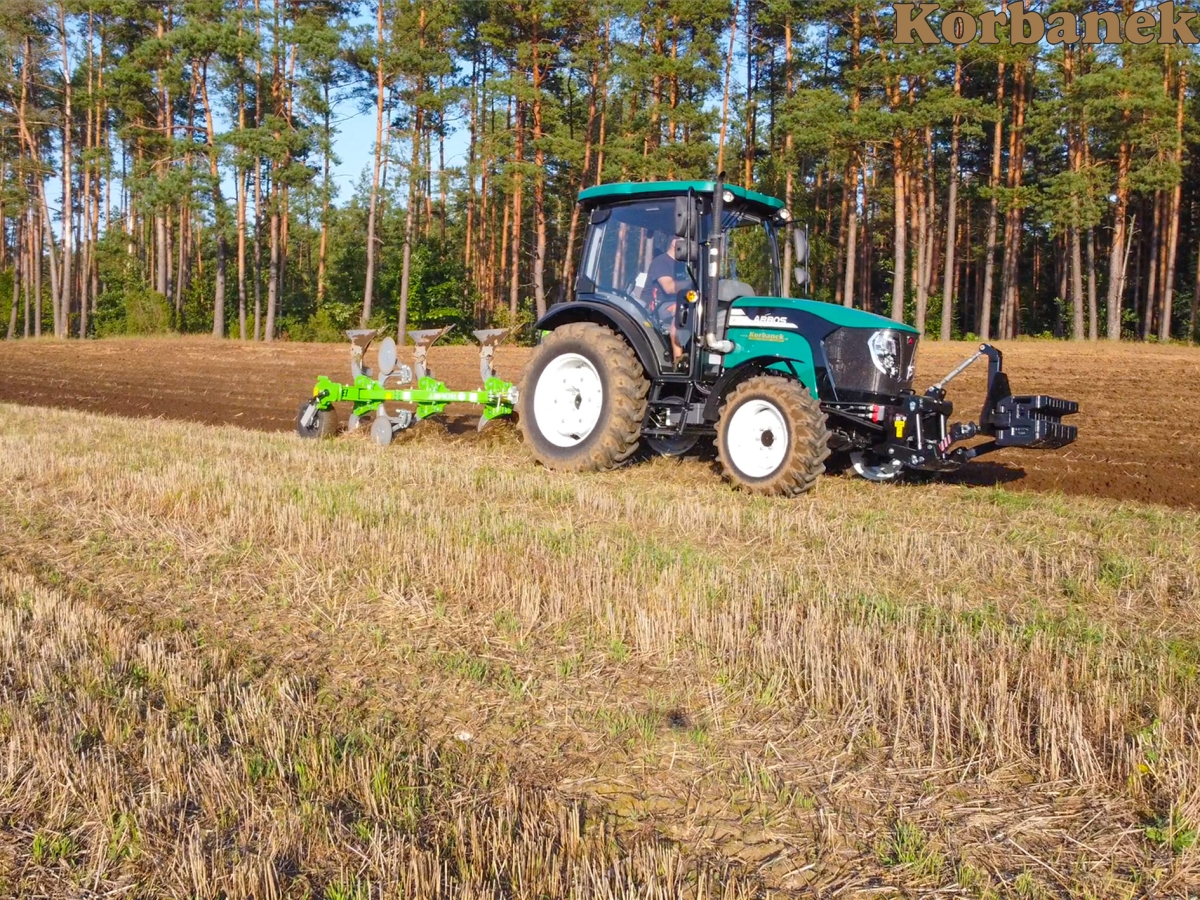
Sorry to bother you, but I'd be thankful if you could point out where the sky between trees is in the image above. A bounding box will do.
[1,1,1198,345]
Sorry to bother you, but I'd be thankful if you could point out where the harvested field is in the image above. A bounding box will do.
[0,336,1198,509]
[0,385,1198,896]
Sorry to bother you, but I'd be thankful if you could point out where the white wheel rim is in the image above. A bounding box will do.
[533,352,604,448]
[726,399,789,478]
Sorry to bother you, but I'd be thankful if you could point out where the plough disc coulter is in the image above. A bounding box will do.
[296,326,519,446]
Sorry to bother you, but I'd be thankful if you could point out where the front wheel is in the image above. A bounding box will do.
[516,323,649,472]
[715,376,830,496]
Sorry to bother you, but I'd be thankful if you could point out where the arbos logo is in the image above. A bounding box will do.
[894,2,1200,45]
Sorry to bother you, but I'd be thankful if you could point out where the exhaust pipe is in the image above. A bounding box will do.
[704,172,732,354]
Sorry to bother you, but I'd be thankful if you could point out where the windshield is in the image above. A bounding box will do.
[717,210,780,297]
[578,199,781,301]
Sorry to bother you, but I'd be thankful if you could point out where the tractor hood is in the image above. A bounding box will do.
[729,296,919,334]
[725,297,921,400]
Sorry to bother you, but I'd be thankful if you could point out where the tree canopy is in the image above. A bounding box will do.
[2,1,1199,344]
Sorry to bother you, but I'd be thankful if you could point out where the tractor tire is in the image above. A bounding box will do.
[517,322,649,472]
[715,376,831,496]
[296,401,339,439]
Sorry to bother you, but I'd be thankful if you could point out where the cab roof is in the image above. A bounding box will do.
[577,180,786,212]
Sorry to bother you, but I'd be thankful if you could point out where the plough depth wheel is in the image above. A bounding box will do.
[296,401,339,439]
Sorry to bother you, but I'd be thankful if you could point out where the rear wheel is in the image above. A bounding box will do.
[517,323,649,472]
[716,376,830,496]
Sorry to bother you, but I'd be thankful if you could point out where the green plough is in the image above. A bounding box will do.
[296,326,519,445]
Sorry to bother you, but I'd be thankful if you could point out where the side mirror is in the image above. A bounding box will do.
[793,267,809,287]
[674,194,697,241]
[675,238,700,264]
[792,228,808,265]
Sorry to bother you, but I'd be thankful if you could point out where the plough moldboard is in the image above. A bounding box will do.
[296,326,519,445]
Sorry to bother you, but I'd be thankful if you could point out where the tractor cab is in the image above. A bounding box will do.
[572,180,789,376]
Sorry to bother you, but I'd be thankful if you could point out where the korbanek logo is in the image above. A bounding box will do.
[894,2,1200,45]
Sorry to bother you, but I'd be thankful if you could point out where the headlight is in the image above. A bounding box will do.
[868,329,901,379]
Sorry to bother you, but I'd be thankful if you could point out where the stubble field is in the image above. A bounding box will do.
[0,336,1198,898]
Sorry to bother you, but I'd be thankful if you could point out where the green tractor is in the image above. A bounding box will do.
[298,174,1076,496]
[515,175,1077,495]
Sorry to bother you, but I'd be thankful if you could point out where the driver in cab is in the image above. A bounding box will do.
[646,236,695,365]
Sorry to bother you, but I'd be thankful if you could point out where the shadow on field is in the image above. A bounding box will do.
[937,460,1028,488]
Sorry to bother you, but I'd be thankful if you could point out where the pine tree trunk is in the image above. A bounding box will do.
[999,60,1029,340]
[78,94,91,338]
[836,159,851,303]
[509,100,524,320]
[716,0,738,173]
[361,4,386,327]
[265,187,279,342]
[890,134,906,323]
[58,2,73,339]
[980,61,1005,340]
[253,162,263,340]
[783,19,794,295]
[7,230,18,340]
[531,33,548,319]
[465,53,477,278]
[1107,134,1131,340]
[1160,64,1186,342]
[912,138,929,335]
[595,22,609,185]
[940,55,962,338]
[40,192,61,332]
[922,123,937,314]
[316,84,331,309]
[742,1,754,187]
[398,104,421,343]
[34,206,44,338]
[23,216,32,337]
[1143,191,1162,340]
[561,54,599,305]
[199,63,227,337]
[1191,224,1200,342]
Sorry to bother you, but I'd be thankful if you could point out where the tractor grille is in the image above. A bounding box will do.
[823,327,918,397]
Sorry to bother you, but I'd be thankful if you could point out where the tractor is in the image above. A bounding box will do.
[514,175,1077,495]
[298,174,1077,496]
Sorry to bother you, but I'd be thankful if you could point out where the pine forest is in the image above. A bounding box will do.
[1,0,1198,345]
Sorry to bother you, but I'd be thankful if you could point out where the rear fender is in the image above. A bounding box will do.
[536,300,666,379]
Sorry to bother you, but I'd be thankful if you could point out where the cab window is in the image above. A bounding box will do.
[720,211,779,297]
[580,200,688,302]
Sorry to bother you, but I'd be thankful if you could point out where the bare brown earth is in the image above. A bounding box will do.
[1,335,1198,510]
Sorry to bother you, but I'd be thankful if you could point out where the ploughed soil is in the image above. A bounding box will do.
[1,335,1197,511]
